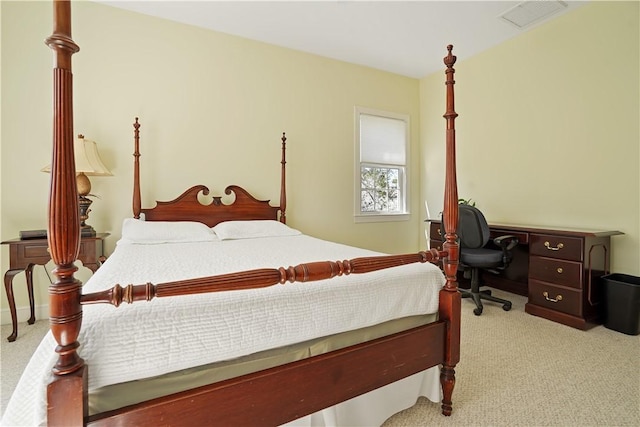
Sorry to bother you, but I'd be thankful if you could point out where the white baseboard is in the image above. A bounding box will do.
[1,304,50,325]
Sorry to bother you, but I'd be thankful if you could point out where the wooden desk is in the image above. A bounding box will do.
[427,221,622,330]
[1,233,108,341]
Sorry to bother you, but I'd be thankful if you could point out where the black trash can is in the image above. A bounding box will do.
[602,273,640,335]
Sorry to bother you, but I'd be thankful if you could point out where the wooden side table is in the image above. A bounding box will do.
[1,233,109,342]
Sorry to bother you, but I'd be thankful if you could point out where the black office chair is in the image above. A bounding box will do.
[453,205,519,316]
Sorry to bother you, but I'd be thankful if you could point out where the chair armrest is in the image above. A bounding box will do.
[493,235,519,266]
[493,235,519,251]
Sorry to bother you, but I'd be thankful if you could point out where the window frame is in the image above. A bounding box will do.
[354,107,410,223]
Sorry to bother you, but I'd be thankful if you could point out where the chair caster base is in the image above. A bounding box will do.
[503,303,512,311]
[473,307,483,316]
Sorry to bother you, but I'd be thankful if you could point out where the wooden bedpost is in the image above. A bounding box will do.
[133,117,141,219]
[439,44,461,416]
[45,0,87,425]
[279,132,287,223]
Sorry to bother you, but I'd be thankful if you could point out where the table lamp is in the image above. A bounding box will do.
[42,134,112,236]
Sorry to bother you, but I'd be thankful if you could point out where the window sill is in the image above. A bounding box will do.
[354,213,410,223]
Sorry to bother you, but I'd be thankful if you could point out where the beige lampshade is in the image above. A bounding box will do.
[72,135,113,176]
[41,135,112,195]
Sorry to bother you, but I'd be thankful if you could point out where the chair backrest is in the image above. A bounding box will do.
[457,205,491,249]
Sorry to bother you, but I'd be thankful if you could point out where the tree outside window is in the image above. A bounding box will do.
[361,166,400,212]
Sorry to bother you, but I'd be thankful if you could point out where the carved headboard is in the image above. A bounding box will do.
[131,119,287,227]
[139,185,281,227]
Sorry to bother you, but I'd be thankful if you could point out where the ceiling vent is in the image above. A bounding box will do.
[500,0,568,29]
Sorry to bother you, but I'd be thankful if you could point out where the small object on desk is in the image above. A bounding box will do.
[19,229,47,240]
[1,233,109,342]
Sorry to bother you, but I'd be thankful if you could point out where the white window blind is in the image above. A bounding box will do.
[360,114,406,165]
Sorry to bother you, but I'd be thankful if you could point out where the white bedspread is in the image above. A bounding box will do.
[2,234,445,426]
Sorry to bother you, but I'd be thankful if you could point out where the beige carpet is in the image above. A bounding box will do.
[1,317,50,420]
[383,290,640,426]
[2,290,639,426]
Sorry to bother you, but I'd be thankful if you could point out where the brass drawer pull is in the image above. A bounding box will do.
[544,241,564,251]
[437,228,442,236]
[543,291,563,303]
[556,267,563,274]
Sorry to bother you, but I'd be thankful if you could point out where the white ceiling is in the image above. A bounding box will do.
[99,1,588,78]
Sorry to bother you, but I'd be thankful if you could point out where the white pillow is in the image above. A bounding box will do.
[212,220,301,241]
[120,218,218,244]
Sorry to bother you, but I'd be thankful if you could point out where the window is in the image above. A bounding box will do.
[355,107,409,222]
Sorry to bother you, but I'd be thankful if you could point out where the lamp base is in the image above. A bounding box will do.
[78,196,96,237]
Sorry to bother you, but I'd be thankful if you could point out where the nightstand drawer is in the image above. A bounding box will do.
[530,233,583,262]
[529,256,583,289]
[78,240,100,264]
[11,242,50,268]
[23,243,49,259]
[529,279,582,317]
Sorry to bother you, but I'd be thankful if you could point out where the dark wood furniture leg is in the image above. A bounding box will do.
[4,268,25,342]
[25,264,36,325]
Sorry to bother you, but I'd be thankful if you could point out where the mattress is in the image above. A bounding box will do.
[1,220,445,426]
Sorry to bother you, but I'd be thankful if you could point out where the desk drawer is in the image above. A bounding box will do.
[528,279,582,317]
[529,256,583,289]
[530,233,583,262]
[429,239,443,252]
[429,223,443,241]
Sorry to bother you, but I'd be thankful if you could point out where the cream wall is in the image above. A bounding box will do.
[421,1,639,276]
[1,1,421,320]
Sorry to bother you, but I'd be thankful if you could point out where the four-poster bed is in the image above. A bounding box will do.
[2,1,462,425]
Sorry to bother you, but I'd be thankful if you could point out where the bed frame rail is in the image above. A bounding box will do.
[80,250,445,306]
[87,322,446,426]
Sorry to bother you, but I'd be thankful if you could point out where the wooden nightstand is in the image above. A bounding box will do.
[1,233,109,342]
